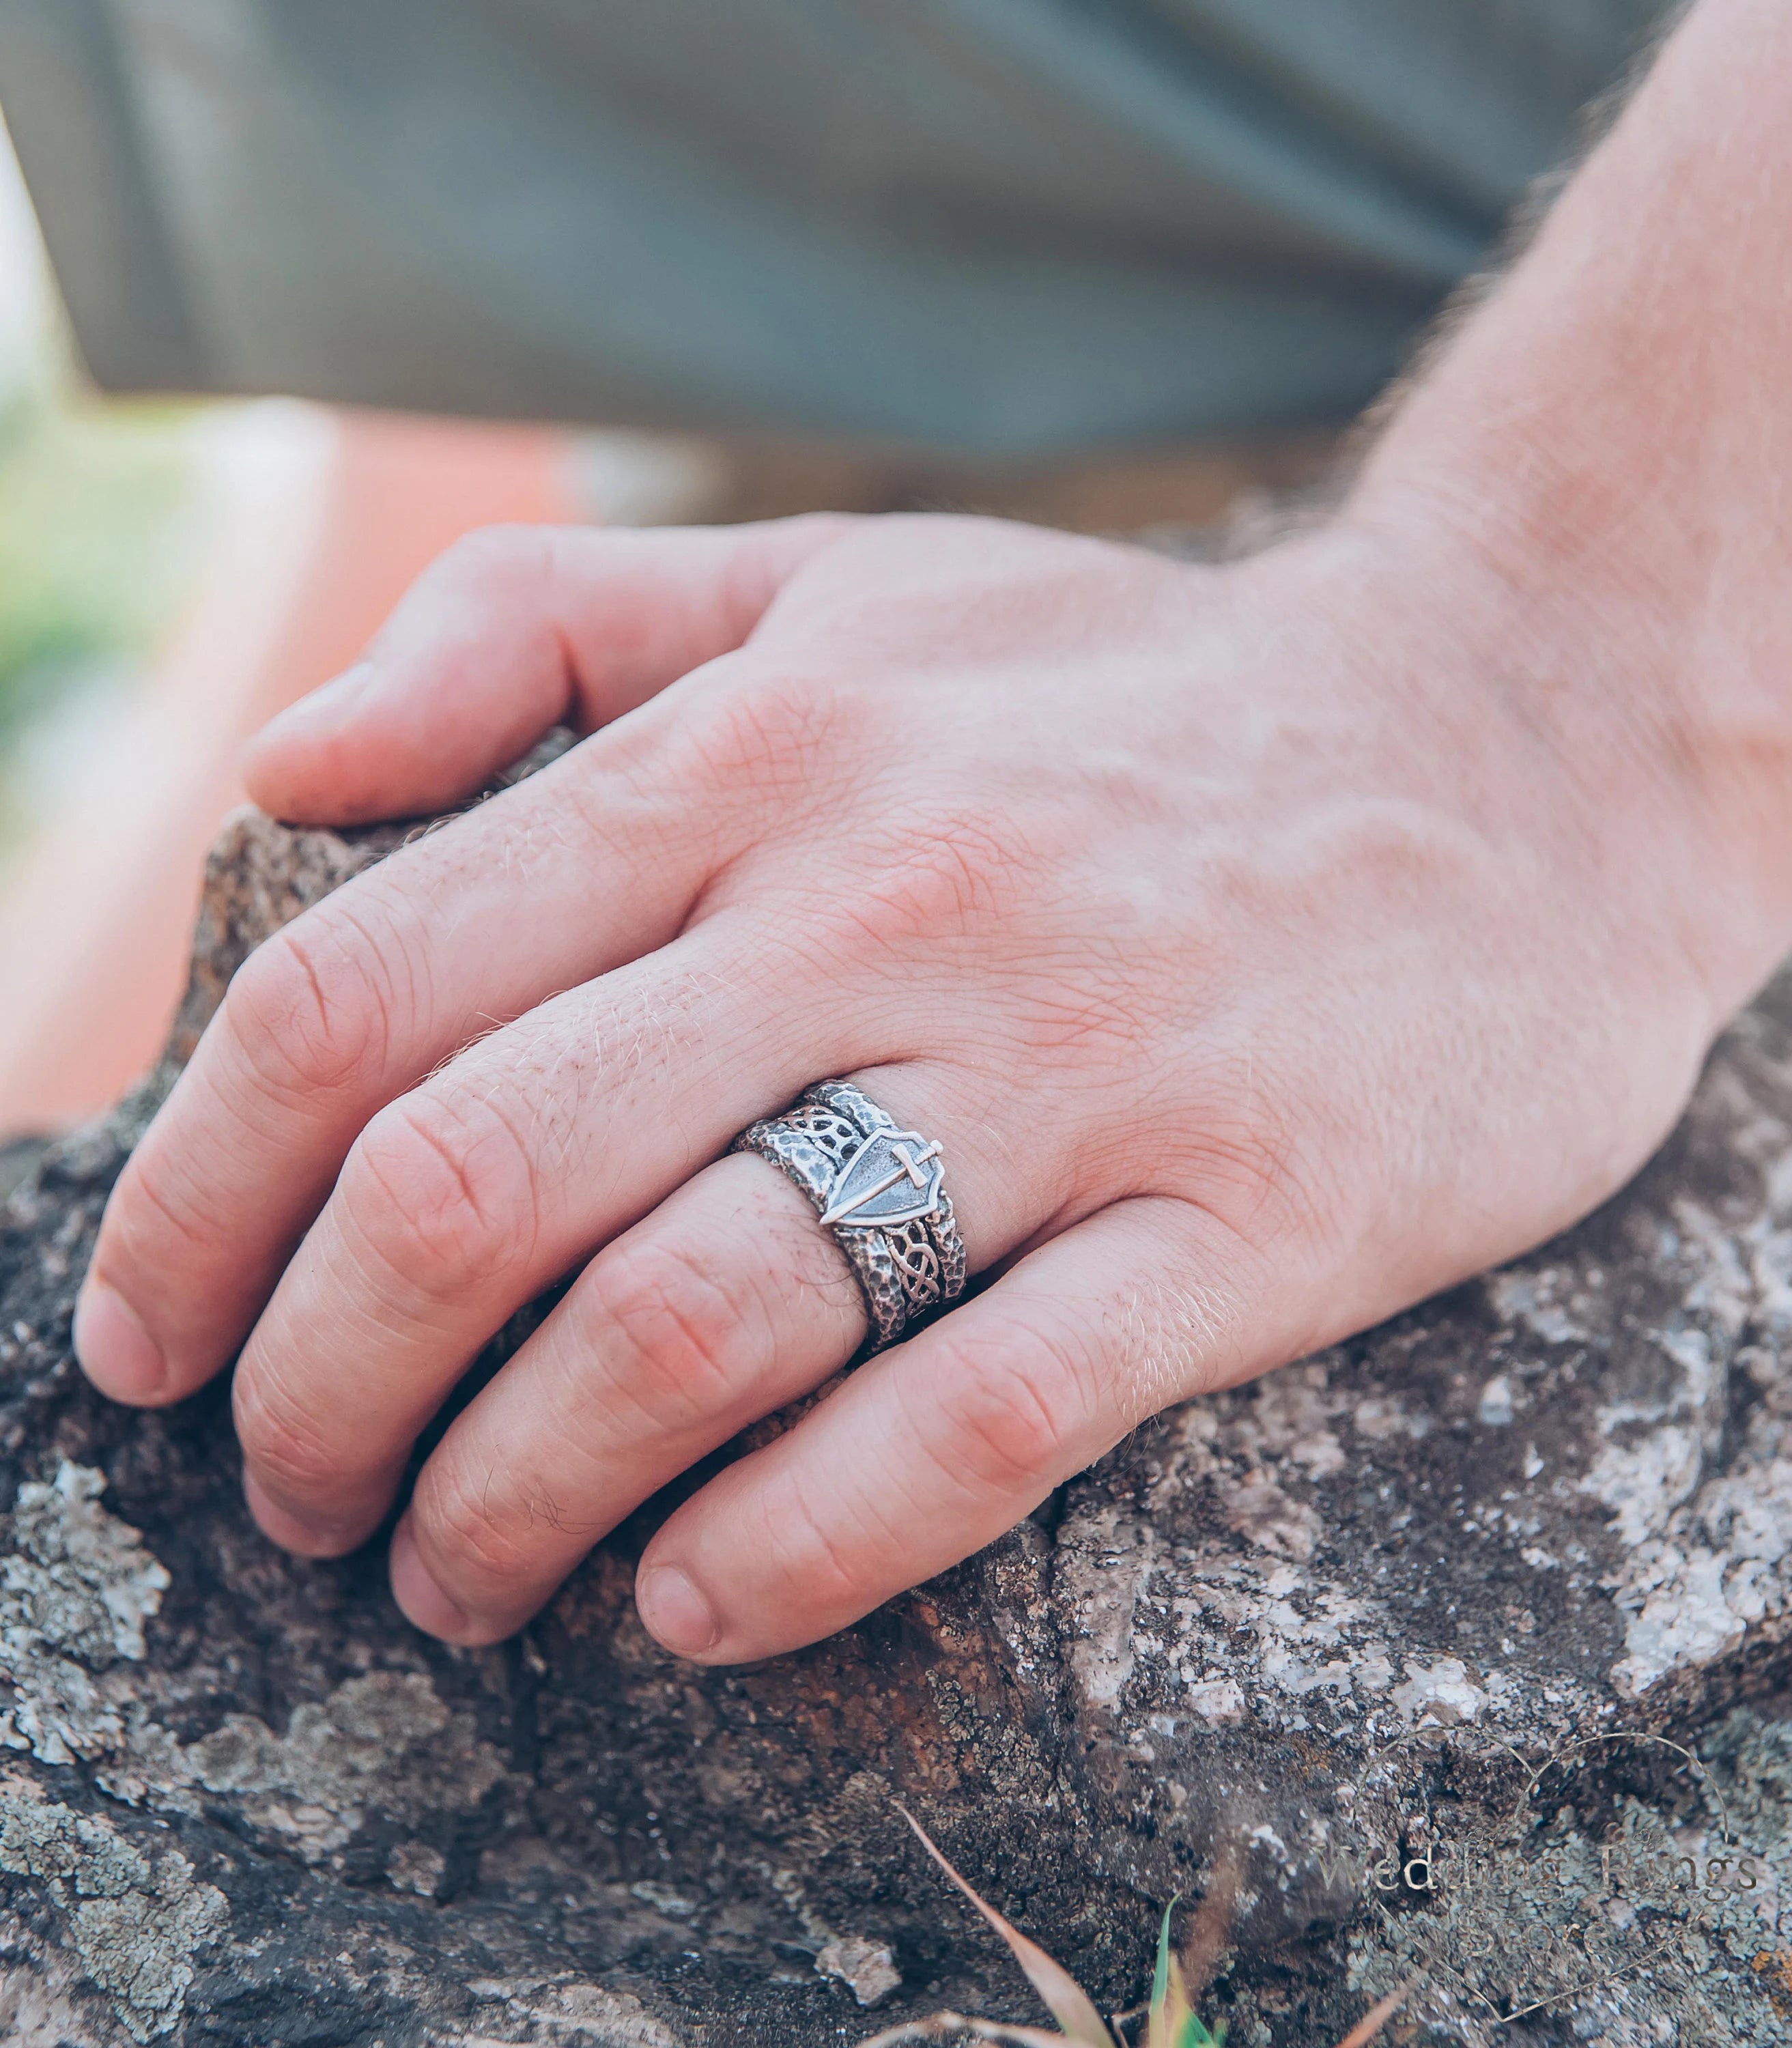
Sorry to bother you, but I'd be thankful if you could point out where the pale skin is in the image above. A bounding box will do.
[70,0,1792,1662]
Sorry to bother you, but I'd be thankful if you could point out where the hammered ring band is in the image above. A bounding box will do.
[732,1081,968,1356]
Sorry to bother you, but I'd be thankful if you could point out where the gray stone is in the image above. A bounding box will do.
[3,747,1792,2041]
[0,1139,48,1204]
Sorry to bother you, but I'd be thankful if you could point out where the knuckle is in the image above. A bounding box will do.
[586,1232,771,1434]
[825,810,1027,958]
[109,1132,216,1266]
[760,1479,881,1614]
[414,1459,552,1593]
[424,522,555,603]
[1176,1049,1339,1257]
[931,1324,1097,1496]
[677,667,842,796]
[225,913,398,1104]
[342,1088,541,1300]
[234,1369,348,1503]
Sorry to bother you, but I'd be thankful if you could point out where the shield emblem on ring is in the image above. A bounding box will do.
[819,1128,945,1229]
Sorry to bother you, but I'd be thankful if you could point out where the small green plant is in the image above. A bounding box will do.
[858,1808,1412,2048]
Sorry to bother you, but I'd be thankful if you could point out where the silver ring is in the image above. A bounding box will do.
[732,1080,968,1358]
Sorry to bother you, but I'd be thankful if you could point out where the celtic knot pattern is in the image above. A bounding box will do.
[886,1220,943,1312]
[731,1081,969,1361]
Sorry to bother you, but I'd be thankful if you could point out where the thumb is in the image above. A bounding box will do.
[242,513,848,825]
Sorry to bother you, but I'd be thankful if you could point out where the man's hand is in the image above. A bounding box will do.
[70,504,1734,1661]
[69,0,1792,1662]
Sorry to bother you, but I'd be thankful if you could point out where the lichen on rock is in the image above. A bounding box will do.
[0,1782,226,2041]
[459,1976,681,2046]
[0,1462,169,1765]
[180,1669,507,1862]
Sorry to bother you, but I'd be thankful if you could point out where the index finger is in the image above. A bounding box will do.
[74,737,710,1406]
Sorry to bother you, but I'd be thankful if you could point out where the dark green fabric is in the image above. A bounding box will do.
[0,0,1668,455]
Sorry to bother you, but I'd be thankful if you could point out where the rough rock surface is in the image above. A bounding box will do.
[5,760,1792,2043]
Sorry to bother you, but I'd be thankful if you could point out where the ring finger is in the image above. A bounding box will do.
[387,1150,864,1642]
[378,1059,1044,1643]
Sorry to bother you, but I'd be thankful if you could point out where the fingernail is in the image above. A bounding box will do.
[72,1281,167,1403]
[389,1514,474,1640]
[636,1565,721,1658]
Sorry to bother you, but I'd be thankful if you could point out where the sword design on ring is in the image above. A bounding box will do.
[730,1081,967,1356]
[819,1133,944,1228]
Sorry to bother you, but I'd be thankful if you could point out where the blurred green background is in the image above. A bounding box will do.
[0,121,201,857]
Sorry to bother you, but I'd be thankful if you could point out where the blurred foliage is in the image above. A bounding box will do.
[0,380,198,743]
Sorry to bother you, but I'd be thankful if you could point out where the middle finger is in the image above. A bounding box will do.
[388,1149,866,1643]
[388,1057,1042,1641]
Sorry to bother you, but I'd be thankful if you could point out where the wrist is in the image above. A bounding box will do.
[1309,485,1781,1044]
[1342,0,1792,1019]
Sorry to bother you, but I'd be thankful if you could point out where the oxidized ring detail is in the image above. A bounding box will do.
[731,1080,968,1357]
